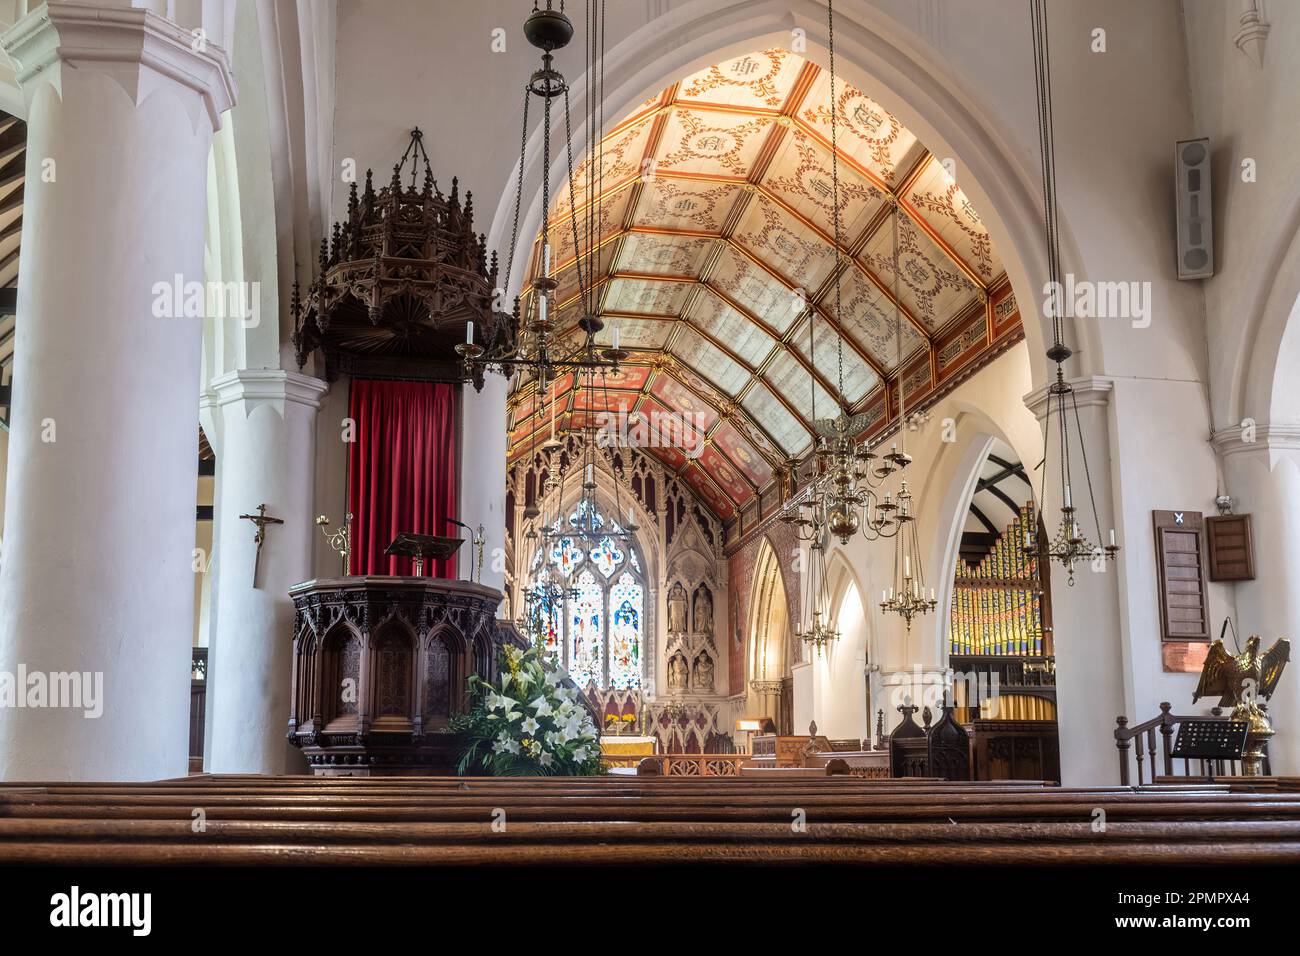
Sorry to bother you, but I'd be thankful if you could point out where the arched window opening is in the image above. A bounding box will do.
[531,500,647,690]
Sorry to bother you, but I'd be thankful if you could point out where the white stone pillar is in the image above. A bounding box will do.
[1024,377,1127,786]
[461,373,507,594]
[1217,425,1300,774]
[206,370,327,774]
[0,3,234,781]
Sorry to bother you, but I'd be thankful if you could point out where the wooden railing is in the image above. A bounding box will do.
[1115,701,1269,784]
[602,753,746,776]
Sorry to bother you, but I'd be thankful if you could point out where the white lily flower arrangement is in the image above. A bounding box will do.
[452,644,605,776]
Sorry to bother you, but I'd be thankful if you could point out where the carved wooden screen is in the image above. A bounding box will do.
[322,628,361,729]
[473,633,493,682]
[373,628,412,719]
[889,705,929,778]
[425,631,455,721]
[927,703,972,781]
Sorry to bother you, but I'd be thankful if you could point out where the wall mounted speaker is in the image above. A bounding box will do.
[1175,137,1214,280]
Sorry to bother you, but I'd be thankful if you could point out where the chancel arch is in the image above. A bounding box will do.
[746,537,792,735]
[820,549,870,740]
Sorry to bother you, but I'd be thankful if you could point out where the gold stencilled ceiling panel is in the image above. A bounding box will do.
[732,192,838,291]
[672,325,751,397]
[759,124,885,242]
[688,289,778,368]
[904,155,1002,285]
[788,312,880,405]
[797,71,925,187]
[859,213,979,334]
[511,49,1016,521]
[708,244,805,336]
[742,380,811,457]
[676,49,806,111]
[615,232,716,278]
[632,177,743,233]
[832,265,927,372]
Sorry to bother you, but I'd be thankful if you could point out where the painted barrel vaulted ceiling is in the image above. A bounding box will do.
[507,49,1016,525]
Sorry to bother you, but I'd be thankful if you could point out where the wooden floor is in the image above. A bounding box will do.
[3,774,1300,865]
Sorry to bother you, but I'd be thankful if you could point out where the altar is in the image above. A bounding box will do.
[599,735,658,766]
[286,575,524,775]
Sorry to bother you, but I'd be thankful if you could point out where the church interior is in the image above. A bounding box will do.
[0,0,1298,926]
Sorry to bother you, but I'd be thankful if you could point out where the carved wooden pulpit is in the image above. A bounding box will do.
[287,576,524,775]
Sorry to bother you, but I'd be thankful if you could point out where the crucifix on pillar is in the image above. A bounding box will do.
[239,503,284,589]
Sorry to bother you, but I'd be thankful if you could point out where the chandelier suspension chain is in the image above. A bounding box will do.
[1023,0,1119,584]
[1071,388,1106,545]
[892,203,905,453]
[1031,0,1063,349]
[827,0,845,406]
[502,86,531,303]
[563,89,586,312]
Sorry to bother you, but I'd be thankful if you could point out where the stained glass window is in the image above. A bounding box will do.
[524,500,645,690]
[608,572,643,690]
[589,536,624,578]
[568,498,603,535]
[549,536,584,577]
[569,570,604,687]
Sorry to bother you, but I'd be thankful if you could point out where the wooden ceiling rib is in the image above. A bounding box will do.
[508,50,1008,521]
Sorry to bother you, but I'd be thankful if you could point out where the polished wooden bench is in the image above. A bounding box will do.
[2,775,1297,865]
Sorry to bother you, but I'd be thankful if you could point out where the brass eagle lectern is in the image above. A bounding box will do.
[1193,635,1290,776]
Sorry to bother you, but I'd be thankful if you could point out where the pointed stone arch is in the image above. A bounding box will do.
[745,536,793,730]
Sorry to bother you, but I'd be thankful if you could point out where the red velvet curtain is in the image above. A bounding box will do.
[348,379,458,578]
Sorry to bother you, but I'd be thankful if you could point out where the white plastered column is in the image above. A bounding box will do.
[460,373,507,596]
[1216,425,1300,774]
[0,2,234,781]
[1024,377,1127,786]
[205,370,327,774]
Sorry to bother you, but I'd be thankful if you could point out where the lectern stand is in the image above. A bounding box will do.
[384,532,462,577]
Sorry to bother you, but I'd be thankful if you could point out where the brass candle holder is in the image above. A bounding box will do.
[315,512,353,575]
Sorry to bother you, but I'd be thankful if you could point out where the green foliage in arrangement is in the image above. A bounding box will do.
[452,644,605,776]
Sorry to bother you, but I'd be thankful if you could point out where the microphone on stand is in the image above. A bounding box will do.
[444,518,479,582]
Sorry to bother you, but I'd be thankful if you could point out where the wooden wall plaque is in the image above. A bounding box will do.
[1205,514,1255,581]
[1152,510,1210,643]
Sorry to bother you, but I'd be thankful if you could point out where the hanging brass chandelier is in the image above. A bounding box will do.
[780,0,930,637]
[877,482,937,629]
[457,1,625,393]
[1021,0,1119,586]
[784,0,913,560]
[877,204,937,629]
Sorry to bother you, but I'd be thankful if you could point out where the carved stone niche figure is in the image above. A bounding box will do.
[692,651,714,692]
[668,652,689,691]
[667,582,688,634]
[692,584,713,635]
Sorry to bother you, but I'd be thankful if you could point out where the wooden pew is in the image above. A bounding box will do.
[4,774,1299,865]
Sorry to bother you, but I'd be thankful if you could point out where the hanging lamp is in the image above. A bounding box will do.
[1021,0,1119,586]
[456,1,626,388]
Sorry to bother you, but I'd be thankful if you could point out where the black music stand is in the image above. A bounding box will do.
[1171,719,1248,778]
[385,533,463,577]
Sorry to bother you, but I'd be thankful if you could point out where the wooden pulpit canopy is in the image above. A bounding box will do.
[290,129,504,387]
